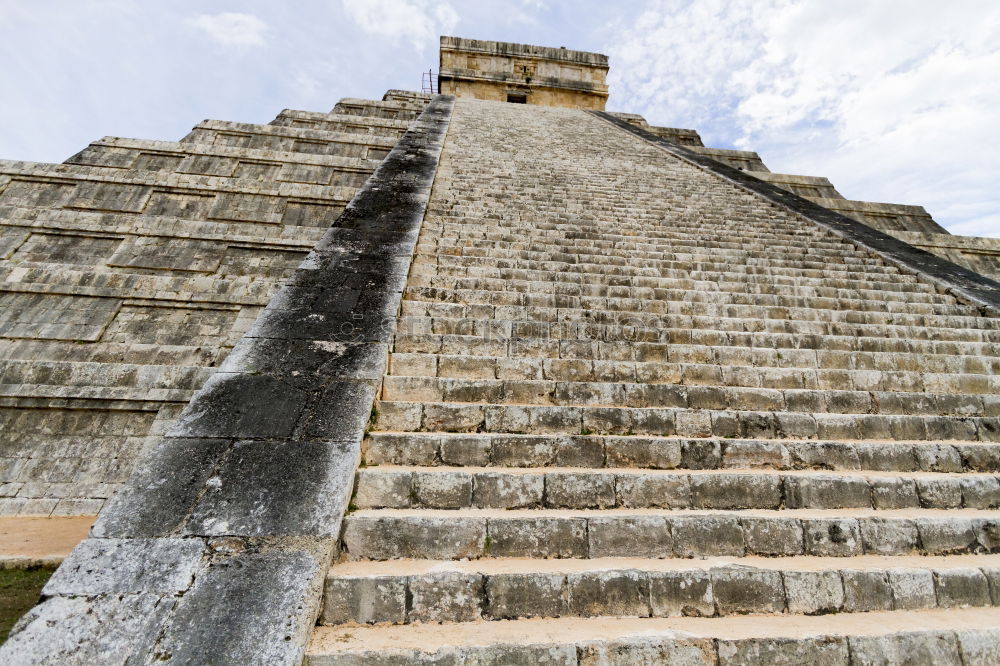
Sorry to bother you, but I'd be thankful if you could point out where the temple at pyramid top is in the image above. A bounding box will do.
[438,36,610,109]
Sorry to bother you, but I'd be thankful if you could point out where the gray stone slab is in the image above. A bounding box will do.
[93,437,232,538]
[182,439,360,537]
[245,305,398,344]
[148,545,329,665]
[43,537,204,595]
[0,593,176,665]
[219,337,388,385]
[169,372,306,439]
[298,380,377,441]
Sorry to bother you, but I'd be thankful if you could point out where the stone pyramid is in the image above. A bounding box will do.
[3,36,1000,665]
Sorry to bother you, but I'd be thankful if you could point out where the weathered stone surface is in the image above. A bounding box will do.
[169,372,306,439]
[712,567,785,615]
[578,638,716,665]
[649,570,714,617]
[784,570,844,615]
[486,572,565,619]
[343,516,484,560]
[673,516,745,557]
[182,439,360,537]
[717,636,850,665]
[149,544,330,665]
[321,575,407,625]
[93,437,233,538]
[3,93,453,664]
[588,516,672,558]
[409,572,483,623]
[43,537,203,595]
[849,631,962,665]
[0,593,177,665]
[487,517,586,558]
[841,569,894,612]
[567,569,649,617]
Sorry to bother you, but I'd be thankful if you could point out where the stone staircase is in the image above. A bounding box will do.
[308,98,1000,663]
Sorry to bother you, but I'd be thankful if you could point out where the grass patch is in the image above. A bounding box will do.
[1,566,55,645]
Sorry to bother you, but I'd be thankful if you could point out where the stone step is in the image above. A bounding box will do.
[417,244,903,275]
[379,375,999,417]
[332,98,424,121]
[407,267,945,302]
[413,259,937,296]
[419,212,837,237]
[0,160,355,226]
[419,252,926,289]
[416,232,869,258]
[418,218,843,245]
[353,466,1000,511]
[401,287,998,334]
[364,433,1000,473]
[179,119,396,161]
[269,109,409,138]
[415,242,884,271]
[392,332,1000,371]
[66,137,377,187]
[418,217,892,242]
[388,352,997,394]
[421,206,885,235]
[340,507,1000,560]
[307,608,1000,665]
[397,312,1000,349]
[405,277,968,315]
[320,554,1000,625]
[373,400,997,442]
[421,218,856,242]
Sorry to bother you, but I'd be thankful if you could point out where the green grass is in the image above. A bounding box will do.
[0,566,55,645]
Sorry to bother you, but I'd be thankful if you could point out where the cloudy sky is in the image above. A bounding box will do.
[1,0,998,236]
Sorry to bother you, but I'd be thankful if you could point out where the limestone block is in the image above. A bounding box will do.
[672,515,744,557]
[487,517,586,558]
[587,515,672,558]
[567,569,649,617]
[485,572,565,619]
[408,572,483,623]
[783,570,845,614]
[321,575,406,625]
[649,569,714,617]
[711,567,785,615]
[841,569,894,612]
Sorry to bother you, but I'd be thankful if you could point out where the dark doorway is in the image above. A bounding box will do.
[507,93,527,104]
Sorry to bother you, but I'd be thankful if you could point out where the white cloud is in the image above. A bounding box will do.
[189,12,267,47]
[341,0,458,51]
[607,0,1000,237]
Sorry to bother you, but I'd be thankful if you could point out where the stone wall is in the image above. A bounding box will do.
[439,35,609,109]
[0,96,428,517]
[891,230,1000,281]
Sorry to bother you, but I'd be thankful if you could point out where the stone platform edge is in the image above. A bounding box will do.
[0,95,455,665]
[591,110,1000,315]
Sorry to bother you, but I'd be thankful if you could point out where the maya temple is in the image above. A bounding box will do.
[3,36,1000,664]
